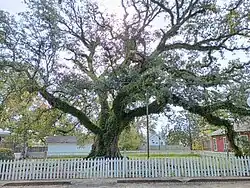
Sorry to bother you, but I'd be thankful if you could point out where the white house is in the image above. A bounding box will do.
[46,136,92,156]
[149,134,166,147]
[46,136,78,155]
[0,129,10,143]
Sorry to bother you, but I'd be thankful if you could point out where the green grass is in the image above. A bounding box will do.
[126,153,201,158]
[31,153,200,160]
[47,155,88,159]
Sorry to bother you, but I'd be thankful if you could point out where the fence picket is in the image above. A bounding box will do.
[236,157,240,176]
[46,160,50,180]
[176,158,179,177]
[241,156,245,176]
[110,158,113,178]
[79,159,83,179]
[144,159,147,178]
[135,158,138,178]
[154,158,157,178]
[102,158,105,178]
[119,158,122,178]
[115,158,118,178]
[187,158,191,177]
[57,159,60,179]
[11,160,16,181]
[203,157,207,177]
[164,158,167,177]
[21,160,26,180]
[246,156,250,176]
[225,157,229,176]
[193,158,196,177]
[191,158,194,177]
[53,159,57,179]
[133,158,135,178]
[152,159,155,178]
[240,157,244,176]
[121,158,124,178]
[4,160,9,180]
[96,158,100,178]
[216,156,220,176]
[228,157,232,177]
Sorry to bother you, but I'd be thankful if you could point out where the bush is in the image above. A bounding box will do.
[241,141,250,156]
[0,148,15,161]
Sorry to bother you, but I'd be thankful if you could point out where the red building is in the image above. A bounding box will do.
[211,128,250,152]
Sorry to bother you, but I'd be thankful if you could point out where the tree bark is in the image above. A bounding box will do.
[225,125,242,156]
[88,131,122,158]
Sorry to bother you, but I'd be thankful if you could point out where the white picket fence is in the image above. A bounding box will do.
[0,156,250,181]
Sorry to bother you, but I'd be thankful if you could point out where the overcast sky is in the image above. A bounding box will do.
[0,0,26,13]
[0,0,121,14]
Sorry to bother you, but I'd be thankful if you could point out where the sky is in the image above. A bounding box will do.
[0,0,26,13]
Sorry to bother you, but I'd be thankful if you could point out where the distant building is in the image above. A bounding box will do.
[0,129,10,144]
[46,136,78,155]
[149,134,166,150]
[46,136,91,156]
[210,122,250,152]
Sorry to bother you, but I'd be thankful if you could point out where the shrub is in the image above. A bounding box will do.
[241,141,250,156]
[0,148,15,161]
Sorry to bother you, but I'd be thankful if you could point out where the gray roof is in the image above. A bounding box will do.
[210,129,225,136]
[0,129,10,136]
[46,136,77,143]
[211,122,250,136]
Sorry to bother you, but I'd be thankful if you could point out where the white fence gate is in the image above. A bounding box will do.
[0,156,250,181]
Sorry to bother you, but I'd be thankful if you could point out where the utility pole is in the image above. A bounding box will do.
[146,91,150,159]
[158,135,161,151]
[188,122,193,151]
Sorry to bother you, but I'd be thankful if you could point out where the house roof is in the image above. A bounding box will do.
[211,120,250,136]
[0,129,10,136]
[149,134,165,140]
[46,136,77,144]
[210,129,225,136]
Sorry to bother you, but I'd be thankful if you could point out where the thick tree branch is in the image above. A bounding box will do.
[39,89,101,134]
[124,99,168,121]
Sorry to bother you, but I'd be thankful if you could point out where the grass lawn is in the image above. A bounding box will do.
[126,153,201,158]
[32,153,200,160]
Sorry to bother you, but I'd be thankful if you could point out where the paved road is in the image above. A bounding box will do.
[3,181,250,188]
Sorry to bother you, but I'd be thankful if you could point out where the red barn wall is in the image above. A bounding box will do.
[211,131,250,152]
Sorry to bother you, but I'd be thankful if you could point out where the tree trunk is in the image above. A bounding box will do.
[225,125,242,156]
[88,131,122,158]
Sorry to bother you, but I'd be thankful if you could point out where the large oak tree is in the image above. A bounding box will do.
[0,0,250,157]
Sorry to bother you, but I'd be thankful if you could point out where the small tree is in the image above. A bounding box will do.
[119,126,142,151]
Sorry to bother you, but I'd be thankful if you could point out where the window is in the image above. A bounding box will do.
[223,137,228,152]
[213,138,217,151]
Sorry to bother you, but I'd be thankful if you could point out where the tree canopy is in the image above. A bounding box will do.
[0,0,250,157]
